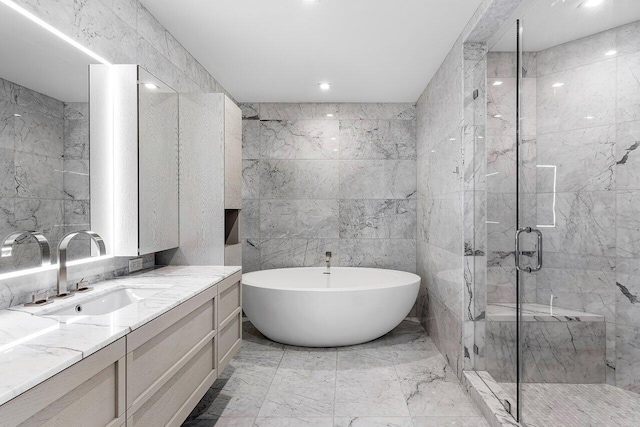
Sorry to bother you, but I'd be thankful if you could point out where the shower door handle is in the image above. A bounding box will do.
[515,227,543,273]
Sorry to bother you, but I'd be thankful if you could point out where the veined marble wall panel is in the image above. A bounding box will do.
[2,0,228,307]
[240,103,417,277]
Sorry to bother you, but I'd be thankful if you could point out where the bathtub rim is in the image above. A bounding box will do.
[242,266,420,292]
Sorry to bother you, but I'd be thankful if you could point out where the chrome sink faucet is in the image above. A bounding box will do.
[1,231,52,266]
[55,230,106,298]
[324,251,332,275]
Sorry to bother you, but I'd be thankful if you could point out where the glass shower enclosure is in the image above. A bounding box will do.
[475,0,640,424]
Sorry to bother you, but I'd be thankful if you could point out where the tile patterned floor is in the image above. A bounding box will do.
[501,382,640,427]
[183,318,488,427]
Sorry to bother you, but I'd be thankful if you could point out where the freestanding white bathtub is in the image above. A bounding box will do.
[242,267,420,347]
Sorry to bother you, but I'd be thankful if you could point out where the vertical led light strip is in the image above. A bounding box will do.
[536,165,557,228]
[0,0,112,65]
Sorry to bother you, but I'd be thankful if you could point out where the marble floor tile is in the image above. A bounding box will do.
[412,417,489,426]
[334,417,414,427]
[254,417,333,427]
[186,320,484,426]
[394,352,481,418]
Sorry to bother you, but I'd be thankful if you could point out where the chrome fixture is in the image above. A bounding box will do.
[1,231,52,267]
[25,290,52,307]
[324,251,332,274]
[55,230,106,298]
[515,227,543,273]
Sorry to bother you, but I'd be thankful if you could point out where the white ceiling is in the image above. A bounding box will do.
[0,3,98,102]
[139,0,484,103]
[492,0,640,52]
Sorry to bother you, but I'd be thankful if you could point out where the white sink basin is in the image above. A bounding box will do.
[46,288,167,316]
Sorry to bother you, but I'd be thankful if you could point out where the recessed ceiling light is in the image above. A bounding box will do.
[331,137,337,140]
[585,116,595,120]
[605,50,617,56]
[144,83,158,90]
[449,138,456,141]
[478,136,484,139]
[493,114,502,118]
[326,113,334,117]
[302,0,320,3]
[13,113,21,117]
[492,81,503,86]
[333,148,338,152]
[583,0,604,8]
[319,82,331,91]
[552,82,564,88]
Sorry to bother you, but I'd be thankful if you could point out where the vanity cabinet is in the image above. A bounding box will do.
[0,271,242,427]
[0,339,126,427]
[90,65,179,257]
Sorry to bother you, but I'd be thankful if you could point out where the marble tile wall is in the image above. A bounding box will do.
[240,103,417,281]
[1,0,231,308]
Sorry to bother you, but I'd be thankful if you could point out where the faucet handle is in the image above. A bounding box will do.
[24,290,52,307]
[72,278,92,293]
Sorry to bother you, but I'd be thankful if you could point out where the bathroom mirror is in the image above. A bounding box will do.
[0,2,101,273]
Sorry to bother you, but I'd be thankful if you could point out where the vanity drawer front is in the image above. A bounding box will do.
[218,277,241,325]
[0,338,125,427]
[126,286,217,411]
[218,309,242,373]
[126,338,216,427]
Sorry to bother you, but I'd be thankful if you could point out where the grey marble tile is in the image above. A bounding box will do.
[63,114,89,160]
[425,291,463,377]
[537,30,616,77]
[420,194,462,255]
[413,417,489,426]
[0,148,15,198]
[260,160,339,199]
[259,238,339,270]
[108,0,137,30]
[14,151,64,200]
[339,120,416,160]
[536,266,616,323]
[617,190,640,259]
[335,417,413,427]
[242,120,260,160]
[338,239,416,273]
[0,98,14,151]
[487,51,536,79]
[257,351,336,417]
[339,199,416,239]
[617,51,640,123]
[242,160,260,199]
[137,37,180,93]
[12,84,63,119]
[254,418,332,427]
[14,108,64,159]
[259,104,339,120]
[259,199,339,239]
[616,323,640,393]
[63,159,89,201]
[537,59,616,135]
[486,320,606,384]
[334,369,409,417]
[261,120,338,160]
[615,20,640,56]
[14,198,64,242]
[393,351,481,417]
[616,258,640,329]
[242,200,260,239]
[616,120,640,191]
[340,160,416,200]
[339,104,415,121]
[240,103,259,120]
[537,125,615,193]
[538,191,616,258]
[242,239,261,273]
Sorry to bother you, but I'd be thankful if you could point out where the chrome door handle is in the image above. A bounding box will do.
[515,227,543,273]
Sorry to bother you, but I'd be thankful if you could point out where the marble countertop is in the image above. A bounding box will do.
[487,302,604,322]
[0,265,241,407]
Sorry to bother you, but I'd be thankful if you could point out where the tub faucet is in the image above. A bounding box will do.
[55,230,106,298]
[324,251,332,274]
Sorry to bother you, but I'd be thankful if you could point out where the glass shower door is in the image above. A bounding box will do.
[516,0,640,425]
